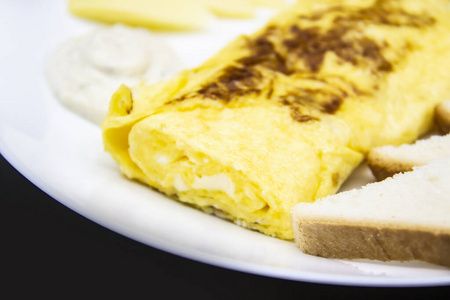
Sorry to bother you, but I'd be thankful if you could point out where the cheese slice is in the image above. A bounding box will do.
[69,0,212,31]
[203,0,256,19]
[102,0,450,239]
[250,0,287,8]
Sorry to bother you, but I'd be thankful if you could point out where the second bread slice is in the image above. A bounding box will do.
[367,134,450,181]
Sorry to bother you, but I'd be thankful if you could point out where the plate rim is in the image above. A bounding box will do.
[1,145,449,287]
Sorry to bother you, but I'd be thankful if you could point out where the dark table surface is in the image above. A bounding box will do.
[1,154,449,299]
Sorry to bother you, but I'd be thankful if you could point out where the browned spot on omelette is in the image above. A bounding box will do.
[171,0,435,122]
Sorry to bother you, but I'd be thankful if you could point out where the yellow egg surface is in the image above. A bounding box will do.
[102,0,450,240]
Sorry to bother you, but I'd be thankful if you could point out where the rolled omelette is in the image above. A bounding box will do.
[102,0,450,240]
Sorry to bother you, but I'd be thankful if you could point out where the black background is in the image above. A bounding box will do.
[1,154,449,299]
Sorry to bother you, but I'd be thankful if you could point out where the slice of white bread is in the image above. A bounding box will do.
[291,158,450,267]
[435,100,450,134]
[367,134,450,181]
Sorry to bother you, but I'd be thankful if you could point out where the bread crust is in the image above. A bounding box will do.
[366,151,415,181]
[435,100,450,134]
[293,220,450,267]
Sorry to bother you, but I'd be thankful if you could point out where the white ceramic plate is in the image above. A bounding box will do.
[1,0,449,287]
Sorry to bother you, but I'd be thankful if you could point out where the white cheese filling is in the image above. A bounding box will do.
[173,174,189,192]
[192,173,236,199]
[156,155,169,165]
[173,173,236,199]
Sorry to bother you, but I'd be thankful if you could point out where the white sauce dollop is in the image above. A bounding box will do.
[46,24,184,125]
